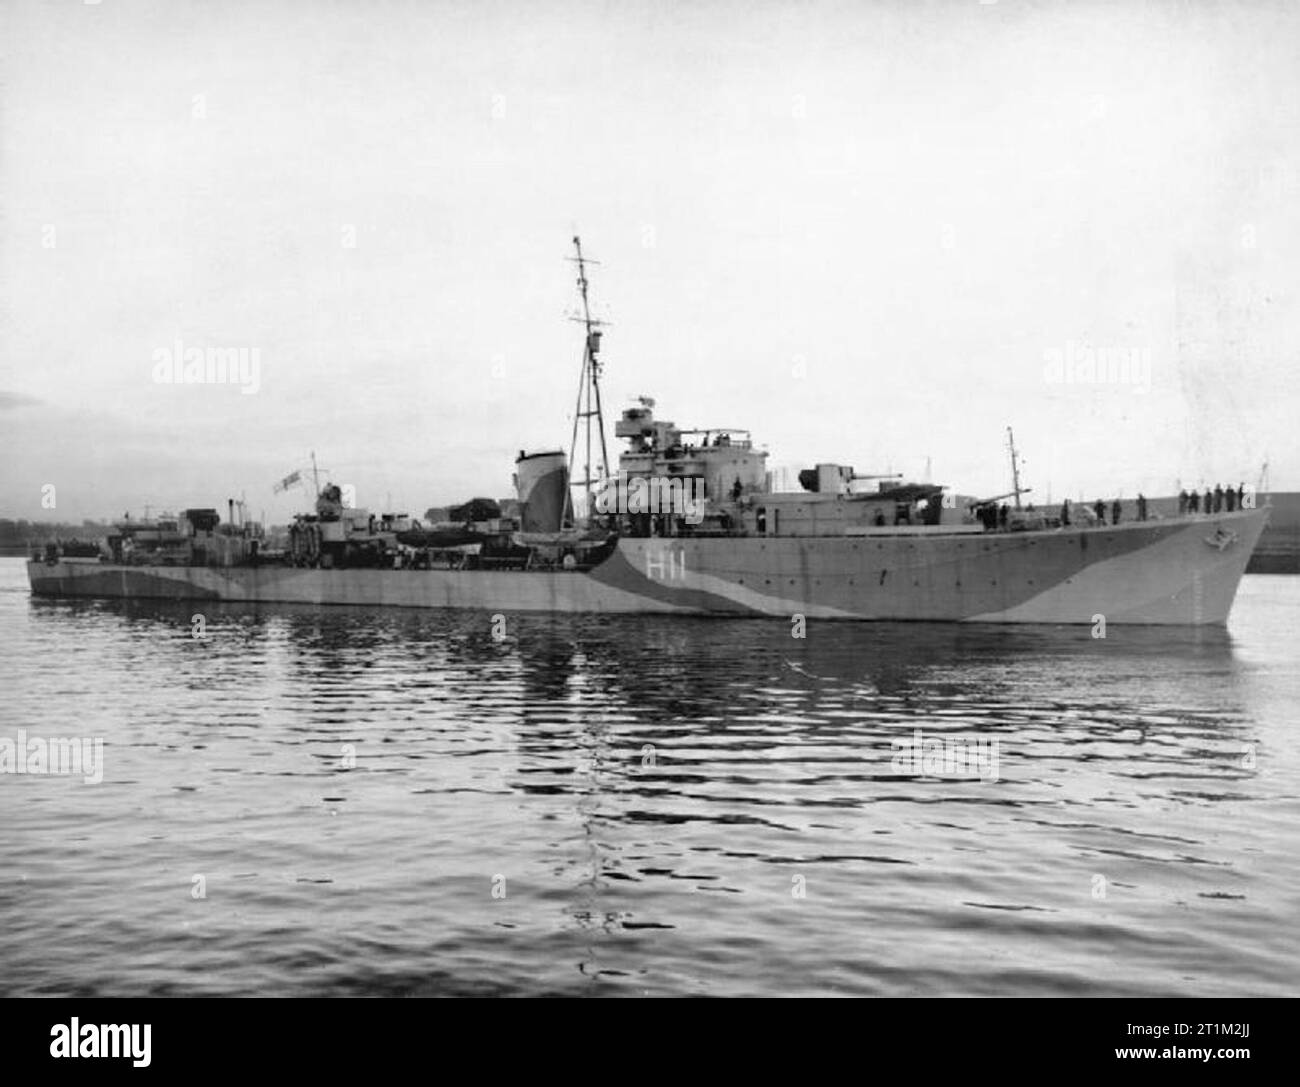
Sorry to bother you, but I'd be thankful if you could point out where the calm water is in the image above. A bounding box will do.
[1,557,1297,997]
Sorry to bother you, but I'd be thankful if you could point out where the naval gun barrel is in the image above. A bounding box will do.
[969,488,1032,508]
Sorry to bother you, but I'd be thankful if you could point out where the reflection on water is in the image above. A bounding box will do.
[1,563,1297,996]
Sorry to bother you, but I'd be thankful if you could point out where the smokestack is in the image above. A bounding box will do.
[514,451,569,532]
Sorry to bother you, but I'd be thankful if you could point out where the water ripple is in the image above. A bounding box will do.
[1,562,1298,996]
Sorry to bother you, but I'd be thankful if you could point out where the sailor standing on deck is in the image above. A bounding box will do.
[1178,490,1188,515]
[1137,493,1148,521]
[1093,499,1106,525]
[1060,498,1071,527]
[1213,484,1224,513]
[1111,499,1122,525]
[1189,489,1200,513]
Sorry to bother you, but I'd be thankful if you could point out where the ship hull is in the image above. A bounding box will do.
[1147,493,1298,573]
[26,508,1268,625]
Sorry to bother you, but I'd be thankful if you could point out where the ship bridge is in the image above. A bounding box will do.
[614,402,768,502]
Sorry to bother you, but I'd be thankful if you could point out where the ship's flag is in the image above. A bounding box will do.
[273,470,301,493]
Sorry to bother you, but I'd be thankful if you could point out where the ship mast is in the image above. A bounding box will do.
[564,236,611,526]
[1006,427,1023,510]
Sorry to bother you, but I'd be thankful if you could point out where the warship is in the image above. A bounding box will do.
[28,239,1268,625]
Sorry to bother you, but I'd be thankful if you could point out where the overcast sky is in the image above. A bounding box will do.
[2,0,1297,523]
